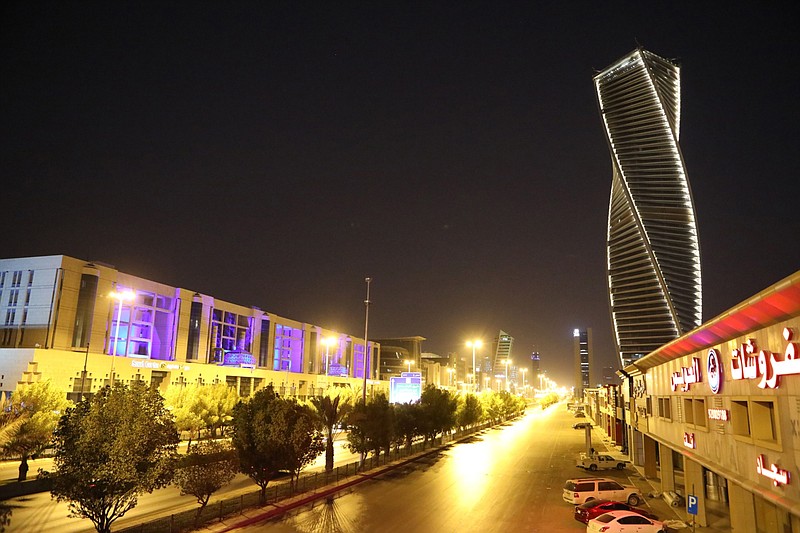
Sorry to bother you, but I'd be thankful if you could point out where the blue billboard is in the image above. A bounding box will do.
[390,373,422,404]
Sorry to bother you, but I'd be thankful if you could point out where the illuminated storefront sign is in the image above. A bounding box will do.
[683,432,695,448]
[731,328,800,389]
[707,408,729,421]
[671,357,701,391]
[707,348,722,394]
[757,454,790,486]
[131,360,190,371]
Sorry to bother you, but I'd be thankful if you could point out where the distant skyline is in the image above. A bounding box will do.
[2,3,798,386]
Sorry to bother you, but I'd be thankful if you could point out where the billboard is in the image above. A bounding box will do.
[390,372,422,404]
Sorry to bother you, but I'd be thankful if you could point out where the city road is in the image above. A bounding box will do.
[241,405,647,533]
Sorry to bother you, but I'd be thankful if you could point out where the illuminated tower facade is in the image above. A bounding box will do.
[595,49,702,368]
[573,328,594,397]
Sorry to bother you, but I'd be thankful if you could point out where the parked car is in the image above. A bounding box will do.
[586,510,665,532]
[576,453,630,471]
[573,422,592,429]
[562,477,643,505]
[574,411,585,418]
[573,499,658,524]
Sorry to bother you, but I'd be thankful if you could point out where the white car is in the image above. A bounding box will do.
[587,510,665,532]
[563,477,643,505]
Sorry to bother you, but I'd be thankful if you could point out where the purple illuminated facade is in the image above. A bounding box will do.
[0,254,381,399]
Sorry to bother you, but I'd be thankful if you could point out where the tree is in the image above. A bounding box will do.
[48,382,179,533]
[173,440,237,521]
[418,385,457,445]
[230,385,284,504]
[346,393,394,460]
[393,401,421,451]
[197,383,238,438]
[270,400,324,488]
[310,393,351,472]
[164,383,205,448]
[481,390,505,424]
[2,380,71,480]
[456,393,483,429]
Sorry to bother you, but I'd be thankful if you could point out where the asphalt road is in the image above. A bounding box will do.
[242,405,652,533]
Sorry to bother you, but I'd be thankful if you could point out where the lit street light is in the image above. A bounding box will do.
[503,358,512,392]
[322,336,337,376]
[109,289,135,384]
[404,359,414,373]
[466,339,482,391]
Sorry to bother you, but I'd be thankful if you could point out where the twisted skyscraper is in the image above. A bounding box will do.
[595,49,702,367]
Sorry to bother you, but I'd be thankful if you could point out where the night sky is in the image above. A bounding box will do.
[2,3,799,385]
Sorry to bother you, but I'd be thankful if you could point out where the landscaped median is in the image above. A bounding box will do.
[117,418,511,533]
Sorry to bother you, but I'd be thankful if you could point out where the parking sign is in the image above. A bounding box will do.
[687,494,698,515]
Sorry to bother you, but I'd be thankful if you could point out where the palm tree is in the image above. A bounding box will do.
[310,394,351,472]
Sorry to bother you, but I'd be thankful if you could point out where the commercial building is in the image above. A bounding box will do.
[595,48,702,368]
[0,255,383,400]
[573,328,594,397]
[491,330,514,390]
[594,271,800,531]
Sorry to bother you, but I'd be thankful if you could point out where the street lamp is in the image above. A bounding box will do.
[521,368,528,394]
[466,340,482,391]
[503,359,512,392]
[362,277,371,405]
[404,359,414,373]
[322,336,336,376]
[109,289,135,384]
[447,367,455,387]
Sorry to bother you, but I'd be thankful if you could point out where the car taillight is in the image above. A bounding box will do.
[574,492,579,498]
[599,528,610,532]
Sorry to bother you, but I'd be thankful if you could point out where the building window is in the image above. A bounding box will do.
[683,398,694,424]
[752,400,777,442]
[658,397,672,420]
[693,398,707,428]
[731,400,750,437]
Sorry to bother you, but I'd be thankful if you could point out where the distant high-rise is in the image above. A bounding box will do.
[594,49,702,368]
[491,330,514,379]
[573,328,594,396]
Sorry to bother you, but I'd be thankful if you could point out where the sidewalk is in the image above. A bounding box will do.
[592,427,731,532]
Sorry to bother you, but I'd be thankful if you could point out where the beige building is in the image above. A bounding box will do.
[0,255,384,400]
[609,270,800,532]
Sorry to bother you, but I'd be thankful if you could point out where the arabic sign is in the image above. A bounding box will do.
[671,358,701,391]
[731,328,800,389]
[683,432,695,449]
[756,454,790,486]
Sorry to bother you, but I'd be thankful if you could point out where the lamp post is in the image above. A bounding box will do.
[80,343,89,399]
[361,278,371,404]
[466,340,482,391]
[404,359,414,373]
[322,336,336,376]
[109,290,135,384]
[447,367,455,387]
[521,368,528,396]
[503,359,512,391]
